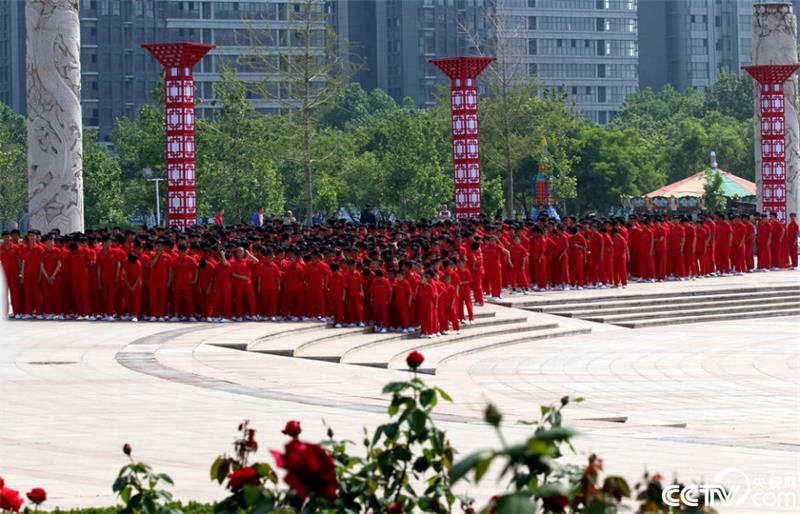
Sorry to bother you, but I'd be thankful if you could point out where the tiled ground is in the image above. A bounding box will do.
[1,271,798,512]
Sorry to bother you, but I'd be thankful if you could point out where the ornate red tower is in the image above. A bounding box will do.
[743,64,800,222]
[142,42,215,228]
[431,56,495,218]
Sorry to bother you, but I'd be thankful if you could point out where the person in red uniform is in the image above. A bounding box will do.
[230,245,258,321]
[256,248,281,320]
[567,226,586,288]
[306,253,331,320]
[508,235,529,291]
[769,212,786,269]
[667,219,685,279]
[714,213,732,274]
[370,269,392,332]
[18,231,45,318]
[743,215,755,272]
[282,251,306,320]
[530,226,550,291]
[416,271,437,338]
[730,215,747,274]
[40,234,64,318]
[147,239,173,321]
[67,238,94,319]
[653,218,669,281]
[122,253,143,321]
[214,248,233,322]
[756,213,772,271]
[328,263,346,327]
[482,236,508,299]
[467,241,484,305]
[1,231,23,317]
[96,236,123,320]
[788,212,799,269]
[438,273,459,334]
[456,258,474,323]
[344,259,365,326]
[612,227,628,287]
[552,226,570,289]
[170,243,198,320]
[586,223,605,287]
[391,268,411,332]
[197,253,217,321]
[213,208,225,226]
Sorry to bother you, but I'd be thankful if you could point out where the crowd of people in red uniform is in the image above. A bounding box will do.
[1,210,797,337]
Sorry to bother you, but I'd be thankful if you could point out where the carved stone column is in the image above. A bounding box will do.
[26,0,84,233]
[752,2,799,220]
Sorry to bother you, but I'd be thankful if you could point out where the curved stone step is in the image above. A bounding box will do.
[295,314,529,360]
[616,309,800,328]
[388,327,593,374]
[530,288,800,313]
[341,321,559,367]
[587,300,800,323]
[551,294,800,318]
[499,284,800,309]
[247,325,369,356]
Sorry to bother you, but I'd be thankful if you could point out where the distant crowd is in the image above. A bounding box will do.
[1,210,797,337]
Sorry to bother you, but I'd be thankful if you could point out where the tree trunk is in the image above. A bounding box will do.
[304,117,312,225]
[502,86,514,220]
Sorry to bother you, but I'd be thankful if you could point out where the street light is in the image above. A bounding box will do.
[142,167,164,226]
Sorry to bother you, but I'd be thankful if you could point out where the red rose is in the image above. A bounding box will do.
[406,351,424,369]
[282,420,302,438]
[227,466,260,491]
[0,478,4,488]
[388,501,404,513]
[0,487,24,513]
[274,439,339,501]
[123,443,132,456]
[541,494,569,513]
[26,488,46,505]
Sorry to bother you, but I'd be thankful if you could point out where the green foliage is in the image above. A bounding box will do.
[0,101,27,224]
[704,169,727,213]
[83,131,128,228]
[112,448,181,514]
[44,503,213,514]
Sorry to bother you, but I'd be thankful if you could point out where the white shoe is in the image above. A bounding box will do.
[334,323,342,328]
[358,322,366,327]
[380,328,387,333]
[188,316,197,322]
[131,317,138,322]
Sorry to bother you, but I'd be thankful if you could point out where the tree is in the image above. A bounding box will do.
[704,169,726,212]
[243,0,357,223]
[461,0,534,218]
[704,70,754,122]
[196,71,285,222]
[0,101,27,226]
[83,130,127,227]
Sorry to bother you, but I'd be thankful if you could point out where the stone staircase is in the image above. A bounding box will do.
[209,305,591,374]
[495,285,800,328]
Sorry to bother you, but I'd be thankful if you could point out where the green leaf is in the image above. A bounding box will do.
[496,493,535,514]
[474,454,495,483]
[533,427,576,442]
[410,409,427,433]
[420,388,435,407]
[434,387,453,402]
[449,450,490,483]
[242,484,263,506]
[382,381,407,394]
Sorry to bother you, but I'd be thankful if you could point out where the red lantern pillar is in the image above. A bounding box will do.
[431,57,495,218]
[142,42,215,228]
[743,64,800,223]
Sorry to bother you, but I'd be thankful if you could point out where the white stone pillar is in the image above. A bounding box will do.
[26,0,84,233]
[753,2,799,218]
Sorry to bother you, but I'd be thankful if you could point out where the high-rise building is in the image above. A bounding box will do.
[639,0,800,92]
[0,0,26,115]
[335,0,490,107]
[501,0,639,124]
[0,0,330,139]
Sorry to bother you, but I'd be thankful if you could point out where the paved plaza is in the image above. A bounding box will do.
[1,272,799,513]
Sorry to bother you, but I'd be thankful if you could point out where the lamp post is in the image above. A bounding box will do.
[143,168,164,226]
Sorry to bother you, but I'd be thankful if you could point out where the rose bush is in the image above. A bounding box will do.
[2,351,713,513]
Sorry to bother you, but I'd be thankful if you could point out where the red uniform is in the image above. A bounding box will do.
[306,261,331,318]
[171,254,198,317]
[257,260,281,318]
[345,269,365,324]
[122,259,143,318]
[509,242,529,288]
[19,243,45,315]
[40,247,64,315]
[483,244,504,298]
[612,233,628,286]
[756,218,772,269]
[97,247,123,315]
[282,260,306,318]
[531,235,551,291]
[370,276,392,329]
[392,278,413,328]
[0,243,22,315]
[788,219,799,268]
[714,220,732,273]
[567,233,586,287]
[416,281,437,335]
[230,257,256,318]
[770,220,786,269]
[68,246,93,316]
[328,270,346,325]
[148,252,173,318]
[667,224,685,278]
